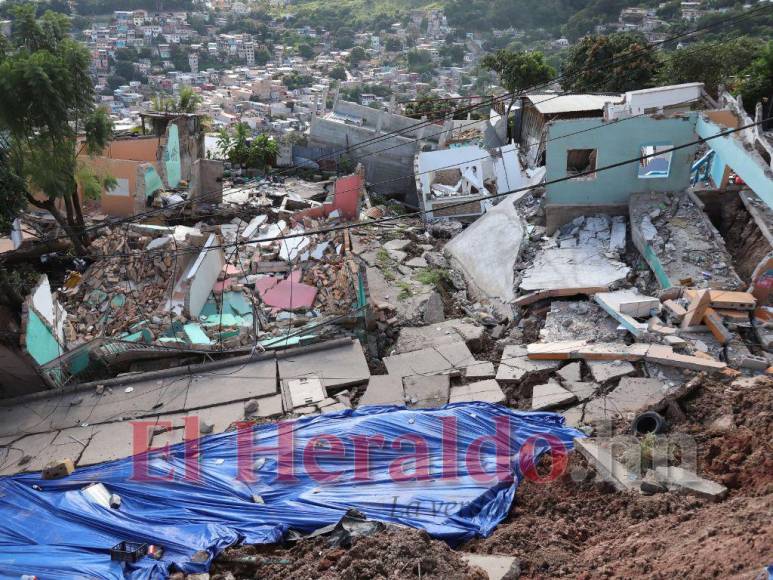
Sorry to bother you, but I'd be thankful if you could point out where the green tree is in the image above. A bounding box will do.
[739,40,773,120]
[482,49,555,139]
[217,124,278,172]
[152,86,201,113]
[330,64,347,81]
[385,37,402,52]
[657,38,759,97]
[298,43,314,59]
[562,33,659,93]
[0,6,113,255]
[348,45,367,66]
[481,49,555,95]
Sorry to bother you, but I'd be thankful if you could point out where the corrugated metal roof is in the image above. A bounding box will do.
[527,93,624,115]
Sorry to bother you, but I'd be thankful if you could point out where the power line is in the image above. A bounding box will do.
[76,117,770,261]
[5,5,767,253]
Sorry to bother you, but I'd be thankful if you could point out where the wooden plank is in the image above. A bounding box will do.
[708,290,756,311]
[645,344,726,371]
[681,289,711,329]
[713,308,750,322]
[662,299,687,321]
[703,307,733,345]
[513,286,608,307]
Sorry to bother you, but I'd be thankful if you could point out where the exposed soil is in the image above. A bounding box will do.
[463,373,773,578]
[211,527,486,580]
[208,375,772,580]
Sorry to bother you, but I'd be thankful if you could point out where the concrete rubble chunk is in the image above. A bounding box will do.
[423,291,445,324]
[449,379,505,404]
[654,465,728,500]
[557,362,582,383]
[383,239,411,252]
[574,438,641,492]
[394,319,486,354]
[460,553,520,580]
[562,381,599,402]
[583,377,667,424]
[496,344,561,383]
[594,290,654,337]
[465,360,496,380]
[403,374,450,408]
[531,379,577,410]
[384,342,478,378]
[587,360,636,383]
[359,375,405,407]
[520,247,630,292]
[405,256,428,269]
[445,193,526,303]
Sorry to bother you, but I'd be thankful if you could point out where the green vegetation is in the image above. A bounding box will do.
[0,5,113,255]
[657,37,759,97]
[282,71,315,91]
[216,123,278,171]
[397,281,414,301]
[562,32,659,93]
[415,268,450,289]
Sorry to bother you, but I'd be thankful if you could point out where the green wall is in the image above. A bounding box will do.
[545,113,699,206]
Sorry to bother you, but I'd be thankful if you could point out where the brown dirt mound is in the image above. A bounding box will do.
[211,527,486,580]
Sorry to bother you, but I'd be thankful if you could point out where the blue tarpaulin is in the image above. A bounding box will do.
[0,403,584,578]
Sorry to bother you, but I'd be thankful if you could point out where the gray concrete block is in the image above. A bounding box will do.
[359,375,405,407]
[655,465,728,500]
[531,379,577,410]
[403,374,450,408]
[449,379,505,404]
[460,553,520,580]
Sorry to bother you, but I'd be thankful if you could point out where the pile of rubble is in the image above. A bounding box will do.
[56,176,368,352]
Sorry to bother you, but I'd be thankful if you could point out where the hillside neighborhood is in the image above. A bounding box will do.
[0,0,771,578]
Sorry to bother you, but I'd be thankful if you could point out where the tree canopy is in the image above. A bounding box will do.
[481,49,555,95]
[0,4,112,254]
[561,33,658,93]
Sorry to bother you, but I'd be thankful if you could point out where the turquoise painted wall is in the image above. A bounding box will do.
[697,116,773,208]
[163,123,181,188]
[144,166,163,197]
[545,113,699,206]
[26,310,62,365]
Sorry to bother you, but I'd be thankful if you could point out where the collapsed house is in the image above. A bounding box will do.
[308,94,447,204]
[0,82,771,577]
[78,112,224,217]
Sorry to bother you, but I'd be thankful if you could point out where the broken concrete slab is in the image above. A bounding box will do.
[562,381,599,403]
[557,362,582,383]
[393,319,486,353]
[587,360,636,383]
[519,247,630,292]
[464,360,496,380]
[496,344,561,384]
[358,375,405,407]
[423,291,445,324]
[78,421,147,467]
[574,438,641,492]
[278,338,370,390]
[540,300,622,343]
[383,239,411,252]
[460,553,520,580]
[531,379,577,410]
[445,192,526,303]
[403,374,450,408]
[630,191,742,290]
[594,290,655,337]
[384,341,478,378]
[0,431,58,475]
[654,465,728,500]
[449,379,505,404]
[583,377,667,424]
